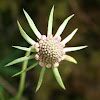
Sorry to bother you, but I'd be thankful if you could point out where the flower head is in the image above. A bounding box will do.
[35,34,65,68]
[5,6,87,92]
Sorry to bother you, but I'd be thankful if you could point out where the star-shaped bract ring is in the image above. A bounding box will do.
[5,6,87,92]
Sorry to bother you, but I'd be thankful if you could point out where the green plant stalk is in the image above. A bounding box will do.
[15,51,31,100]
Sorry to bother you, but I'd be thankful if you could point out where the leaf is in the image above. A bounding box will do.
[63,55,77,64]
[63,46,88,53]
[47,5,54,36]
[23,9,41,39]
[52,67,66,90]
[12,61,38,77]
[54,14,74,37]
[17,21,36,46]
[5,54,35,67]
[35,66,46,92]
[61,28,78,44]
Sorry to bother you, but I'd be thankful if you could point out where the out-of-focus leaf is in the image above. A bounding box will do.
[36,66,46,92]
[23,9,41,39]
[5,54,35,67]
[0,50,22,75]
[17,21,36,46]
[0,84,5,100]
[52,66,66,90]
[0,67,20,76]
[12,61,38,77]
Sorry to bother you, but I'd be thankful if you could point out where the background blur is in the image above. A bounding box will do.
[0,0,100,100]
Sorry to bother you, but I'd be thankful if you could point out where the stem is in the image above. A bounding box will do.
[15,51,30,100]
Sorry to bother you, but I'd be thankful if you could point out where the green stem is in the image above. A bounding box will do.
[15,51,30,100]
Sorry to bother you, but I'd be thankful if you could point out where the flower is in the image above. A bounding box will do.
[5,6,87,92]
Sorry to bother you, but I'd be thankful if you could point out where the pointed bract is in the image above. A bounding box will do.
[61,28,78,44]
[52,66,66,90]
[12,46,31,51]
[64,46,88,53]
[5,54,35,67]
[36,66,46,92]
[17,21,36,46]
[47,5,54,36]
[12,62,38,77]
[12,46,36,52]
[63,55,77,64]
[23,9,41,39]
[55,14,74,37]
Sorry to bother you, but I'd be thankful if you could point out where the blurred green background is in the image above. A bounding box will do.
[0,0,100,100]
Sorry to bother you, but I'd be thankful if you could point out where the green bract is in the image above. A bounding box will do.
[6,6,87,92]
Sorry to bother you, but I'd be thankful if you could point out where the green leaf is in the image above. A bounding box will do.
[5,54,35,67]
[12,61,38,77]
[63,55,77,64]
[36,66,46,92]
[17,21,36,46]
[64,46,88,53]
[61,28,78,44]
[23,9,41,39]
[47,5,54,36]
[52,67,66,90]
[55,14,74,37]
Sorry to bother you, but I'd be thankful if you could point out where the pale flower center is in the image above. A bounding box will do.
[35,35,65,68]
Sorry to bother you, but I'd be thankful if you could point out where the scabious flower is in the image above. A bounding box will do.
[5,6,87,92]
